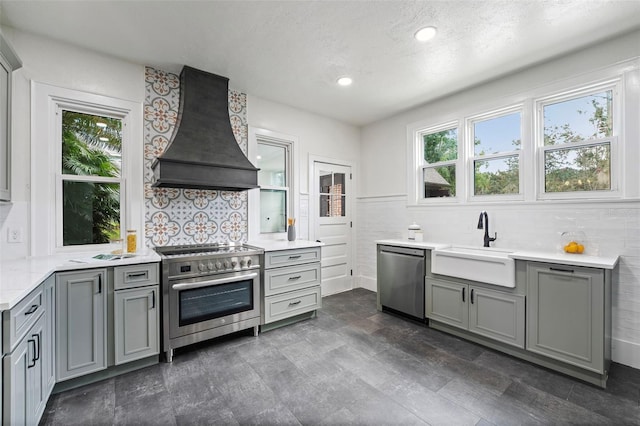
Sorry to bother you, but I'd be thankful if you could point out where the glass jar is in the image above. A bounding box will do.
[126,229,137,253]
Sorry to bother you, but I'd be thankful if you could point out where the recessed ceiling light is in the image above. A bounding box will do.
[414,26,437,42]
[96,122,108,128]
[337,77,353,87]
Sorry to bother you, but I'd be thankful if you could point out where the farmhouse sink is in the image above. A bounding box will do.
[431,245,515,288]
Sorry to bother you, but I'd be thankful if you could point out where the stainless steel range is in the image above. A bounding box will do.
[155,243,263,362]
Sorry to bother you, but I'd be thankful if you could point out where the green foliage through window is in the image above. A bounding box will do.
[61,111,122,245]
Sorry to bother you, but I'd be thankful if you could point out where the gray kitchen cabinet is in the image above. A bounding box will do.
[262,247,322,330]
[113,263,159,365]
[2,280,48,425]
[0,33,22,201]
[56,269,107,381]
[527,262,609,374]
[114,285,159,365]
[3,313,46,425]
[426,276,525,348]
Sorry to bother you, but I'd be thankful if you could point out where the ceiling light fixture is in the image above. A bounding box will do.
[414,26,437,42]
[337,77,353,87]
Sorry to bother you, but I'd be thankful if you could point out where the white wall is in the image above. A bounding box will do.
[0,27,145,260]
[247,95,360,244]
[247,95,361,194]
[357,30,640,369]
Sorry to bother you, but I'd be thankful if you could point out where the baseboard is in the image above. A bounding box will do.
[612,337,640,369]
[357,275,376,292]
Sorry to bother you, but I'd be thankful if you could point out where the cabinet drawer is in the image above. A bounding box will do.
[3,282,44,353]
[264,263,321,296]
[264,286,321,324]
[264,247,321,269]
[114,263,159,290]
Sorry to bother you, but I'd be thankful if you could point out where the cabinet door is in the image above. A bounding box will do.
[43,274,56,399]
[527,263,605,373]
[469,286,525,348]
[56,269,107,381]
[3,315,45,426]
[114,286,159,365]
[426,278,468,329]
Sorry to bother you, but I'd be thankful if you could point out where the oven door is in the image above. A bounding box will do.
[168,270,260,339]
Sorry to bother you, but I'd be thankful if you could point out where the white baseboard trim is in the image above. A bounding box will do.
[612,338,640,369]
[357,276,377,292]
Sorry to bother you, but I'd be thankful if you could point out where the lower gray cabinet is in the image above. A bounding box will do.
[114,285,159,365]
[56,269,107,381]
[426,277,525,348]
[3,314,45,425]
[527,262,607,373]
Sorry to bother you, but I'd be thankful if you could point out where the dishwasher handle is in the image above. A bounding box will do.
[378,245,425,258]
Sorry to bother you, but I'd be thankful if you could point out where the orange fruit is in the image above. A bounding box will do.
[577,244,585,254]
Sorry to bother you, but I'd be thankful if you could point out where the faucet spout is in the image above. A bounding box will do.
[478,211,497,247]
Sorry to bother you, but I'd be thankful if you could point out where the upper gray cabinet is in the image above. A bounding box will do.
[0,33,22,201]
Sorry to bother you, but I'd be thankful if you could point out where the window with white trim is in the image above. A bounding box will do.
[537,83,618,197]
[469,109,522,197]
[420,124,459,199]
[256,139,292,233]
[32,82,143,255]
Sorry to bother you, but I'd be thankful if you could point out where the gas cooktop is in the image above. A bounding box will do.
[155,243,262,259]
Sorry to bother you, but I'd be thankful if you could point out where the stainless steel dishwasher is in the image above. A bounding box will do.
[377,244,426,320]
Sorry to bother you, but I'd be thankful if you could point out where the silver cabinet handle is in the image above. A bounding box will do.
[288,255,302,259]
[288,300,301,306]
[172,273,258,291]
[288,275,302,280]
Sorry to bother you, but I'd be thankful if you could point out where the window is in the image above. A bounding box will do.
[538,85,617,197]
[257,139,292,233]
[420,125,458,198]
[33,83,142,255]
[60,110,123,246]
[469,110,522,197]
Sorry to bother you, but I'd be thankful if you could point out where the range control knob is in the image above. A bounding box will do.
[223,260,230,269]
[215,261,223,270]
[239,259,247,268]
[231,260,238,268]
[207,262,214,271]
[246,258,252,267]
[198,263,206,272]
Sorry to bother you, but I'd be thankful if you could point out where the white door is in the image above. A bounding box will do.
[313,162,352,295]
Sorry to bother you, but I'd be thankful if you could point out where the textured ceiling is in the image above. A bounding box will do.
[1,1,639,126]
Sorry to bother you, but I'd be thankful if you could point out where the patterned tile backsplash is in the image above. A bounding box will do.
[143,66,248,247]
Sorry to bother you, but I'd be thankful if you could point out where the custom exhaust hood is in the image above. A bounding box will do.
[151,66,259,191]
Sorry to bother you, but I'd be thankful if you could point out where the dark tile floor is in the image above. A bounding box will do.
[41,288,640,425]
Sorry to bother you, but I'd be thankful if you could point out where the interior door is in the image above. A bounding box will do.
[313,162,352,295]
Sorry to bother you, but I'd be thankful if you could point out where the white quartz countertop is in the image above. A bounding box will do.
[376,239,619,270]
[248,239,323,252]
[0,250,161,310]
[376,239,451,251]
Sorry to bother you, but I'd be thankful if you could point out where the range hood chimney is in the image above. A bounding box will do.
[151,66,259,191]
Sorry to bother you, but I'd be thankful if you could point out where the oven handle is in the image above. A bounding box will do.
[171,273,258,291]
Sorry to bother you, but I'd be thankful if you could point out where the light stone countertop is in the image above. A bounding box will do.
[376,239,619,270]
[0,249,161,310]
[0,240,322,310]
[248,239,323,252]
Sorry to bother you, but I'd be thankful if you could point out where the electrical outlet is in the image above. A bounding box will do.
[7,227,23,243]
